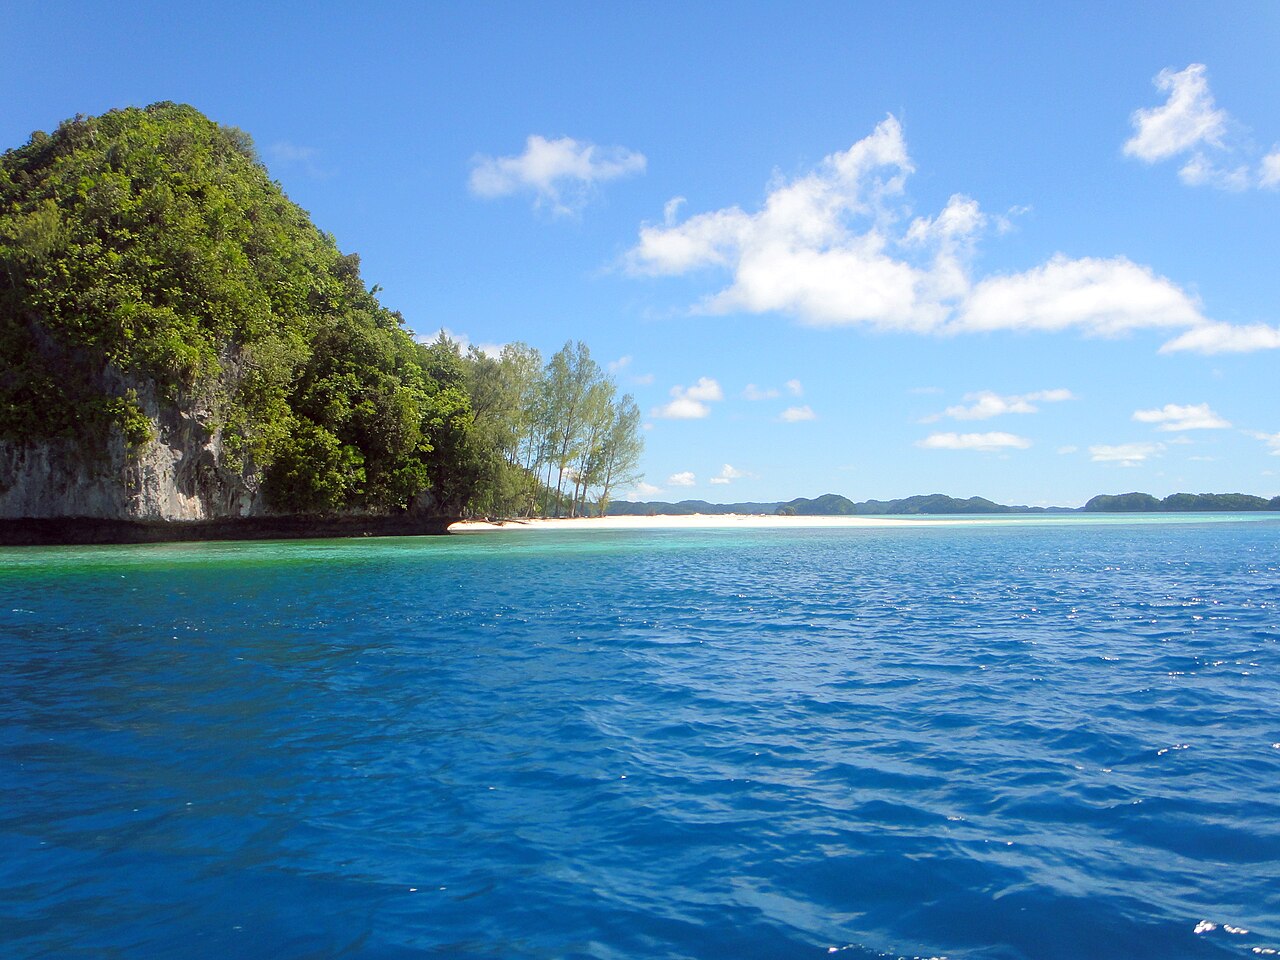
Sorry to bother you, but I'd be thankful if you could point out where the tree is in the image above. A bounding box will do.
[542,341,602,517]
[593,394,643,517]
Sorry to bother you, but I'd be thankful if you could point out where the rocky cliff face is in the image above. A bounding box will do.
[0,378,261,521]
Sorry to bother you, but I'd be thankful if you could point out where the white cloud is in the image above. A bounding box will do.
[955,255,1205,337]
[651,377,723,419]
[708,464,747,485]
[1133,403,1231,431]
[1262,150,1280,189]
[1124,64,1226,163]
[684,377,723,402]
[1057,445,1079,455]
[917,432,1030,452]
[627,481,663,499]
[930,388,1074,422]
[607,355,632,373]
[1250,431,1280,455]
[779,405,816,422]
[470,134,646,214]
[653,396,709,420]
[1090,442,1165,466]
[785,379,804,397]
[1178,154,1251,191]
[668,471,696,487]
[628,117,932,328]
[1125,64,1280,191]
[627,119,1265,354]
[1159,322,1280,354]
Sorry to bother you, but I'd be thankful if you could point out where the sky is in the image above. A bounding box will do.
[3,2,1279,507]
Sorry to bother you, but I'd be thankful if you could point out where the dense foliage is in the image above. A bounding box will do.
[0,102,642,517]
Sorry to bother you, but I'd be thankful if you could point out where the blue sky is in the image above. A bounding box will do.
[4,2,1279,506]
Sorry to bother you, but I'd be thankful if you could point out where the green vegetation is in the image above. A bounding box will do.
[1083,492,1280,512]
[465,340,643,518]
[0,103,641,518]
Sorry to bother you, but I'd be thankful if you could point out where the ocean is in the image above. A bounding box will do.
[2,516,1278,959]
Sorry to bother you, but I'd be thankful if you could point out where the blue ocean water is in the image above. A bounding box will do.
[2,517,1278,960]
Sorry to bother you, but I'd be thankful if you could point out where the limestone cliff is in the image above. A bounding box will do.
[0,377,259,520]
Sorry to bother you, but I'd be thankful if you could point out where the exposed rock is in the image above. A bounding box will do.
[0,375,261,521]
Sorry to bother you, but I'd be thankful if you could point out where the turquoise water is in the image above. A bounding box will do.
[2,518,1278,959]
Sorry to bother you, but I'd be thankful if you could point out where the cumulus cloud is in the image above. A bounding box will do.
[627,481,663,499]
[953,255,1205,337]
[786,379,804,396]
[1125,64,1279,191]
[627,118,1266,353]
[1090,442,1165,466]
[1133,403,1231,431]
[1124,64,1226,163]
[608,355,632,373]
[708,464,747,485]
[667,471,696,487]
[1159,321,1280,354]
[470,134,646,214]
[917,432,1031,452]
[927,388,1074,422]
[779,405,816,423]
[652,377,723,419]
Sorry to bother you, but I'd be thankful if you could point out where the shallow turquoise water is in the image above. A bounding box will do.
[2,518,1278,959]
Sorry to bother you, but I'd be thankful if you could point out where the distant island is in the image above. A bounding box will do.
[609,492,1280,516]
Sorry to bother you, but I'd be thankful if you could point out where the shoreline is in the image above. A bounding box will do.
[448,511,1280,533]
[0,514,456,547]
[450,514,971,532]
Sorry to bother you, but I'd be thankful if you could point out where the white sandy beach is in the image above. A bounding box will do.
[447,513,955,532]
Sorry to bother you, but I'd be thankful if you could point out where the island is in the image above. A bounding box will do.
[0,103,641,544]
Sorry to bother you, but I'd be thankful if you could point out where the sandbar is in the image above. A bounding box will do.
[448,513,955,532]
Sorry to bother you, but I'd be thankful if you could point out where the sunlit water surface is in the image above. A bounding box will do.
[2,517,1278,959]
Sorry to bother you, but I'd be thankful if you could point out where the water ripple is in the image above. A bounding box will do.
[1,520,1277,958]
